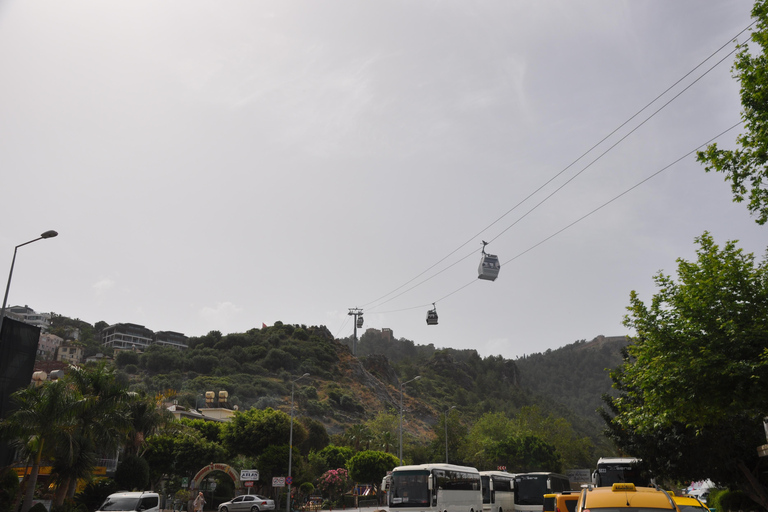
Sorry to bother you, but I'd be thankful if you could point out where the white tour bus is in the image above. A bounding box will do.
[512,472,571,512]
[388,463,483,512]
[479,471,516,512]
[591,457,648,487]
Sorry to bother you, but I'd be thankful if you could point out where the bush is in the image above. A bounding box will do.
[115,350,139,368]
[0,468,19,512]
[716,490,758,512]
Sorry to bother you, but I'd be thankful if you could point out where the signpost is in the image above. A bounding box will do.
[273,477,286,487]
[241,470,260,481]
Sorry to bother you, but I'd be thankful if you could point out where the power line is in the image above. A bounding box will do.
[372,120,744,316]
[358,20,753,315]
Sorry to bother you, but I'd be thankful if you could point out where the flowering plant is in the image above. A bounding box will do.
[316,468,352,500]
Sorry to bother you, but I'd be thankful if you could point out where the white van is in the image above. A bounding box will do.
[96,491,161,512]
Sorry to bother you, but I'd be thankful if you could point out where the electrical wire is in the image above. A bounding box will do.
[366,45,740,314]
[370,120,744,317]
[358,20,754,315]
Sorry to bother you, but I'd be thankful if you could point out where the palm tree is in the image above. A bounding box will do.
[52,364,131,504]
[378,431,395,453]
[345,424,372,451]
[0,380,76,512]
[124,391,175,458]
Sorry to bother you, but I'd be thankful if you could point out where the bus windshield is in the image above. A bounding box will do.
[514,475,547,506]
[597,463,644,487]
[390,470,431,507]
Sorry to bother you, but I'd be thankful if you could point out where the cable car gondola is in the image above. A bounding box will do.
[426,304,438,325]
[356,315,364,328]
[478,241,500,281]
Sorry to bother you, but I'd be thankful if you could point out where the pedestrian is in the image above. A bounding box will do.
[193,491,206,512]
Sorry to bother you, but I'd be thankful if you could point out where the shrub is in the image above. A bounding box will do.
[717,490,758,512]
[0,468,19,512]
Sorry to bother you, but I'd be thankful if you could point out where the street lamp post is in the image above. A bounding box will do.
[399,375,421,466]
[444,406,456,463]
[287,373,309,512]
[0,230,58,334]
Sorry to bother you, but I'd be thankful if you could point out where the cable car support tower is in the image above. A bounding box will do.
[348,308,363,356]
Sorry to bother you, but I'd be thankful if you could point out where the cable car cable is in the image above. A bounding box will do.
[485,44,738,246]
[357,21,750,314]
[371,120,744,318]
[366,47,739,313]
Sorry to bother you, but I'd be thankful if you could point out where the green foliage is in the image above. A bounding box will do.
[718,490,759,512]
[515,338,626,425]
[308,445,354,476]
[0,467,19,512]
[346,450,399,486]
[220,407,306,458]
[697,0,768,225]
[493,434,561,473]
[299,416,330,455]
[619,232,768,428]
[114,454,150,491]
[115,350,139,368]
[606,232,768,508]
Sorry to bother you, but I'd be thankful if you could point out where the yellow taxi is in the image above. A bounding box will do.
[544,494,557,512]
[555,491,581,512]
[576,483,679,512]
[672,495,710,512]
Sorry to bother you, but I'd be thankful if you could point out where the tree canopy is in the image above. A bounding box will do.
[604,232,768,508]
[697,0,768,224]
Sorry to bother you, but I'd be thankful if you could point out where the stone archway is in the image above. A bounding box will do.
[191,463,241,490]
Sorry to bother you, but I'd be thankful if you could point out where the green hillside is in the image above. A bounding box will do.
[41,317,627,465]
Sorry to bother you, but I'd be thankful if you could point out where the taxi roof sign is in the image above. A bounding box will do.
[612,483,636,492]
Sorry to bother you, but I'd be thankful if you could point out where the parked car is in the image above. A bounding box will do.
[218,494,276,512]
[96,491,160,512]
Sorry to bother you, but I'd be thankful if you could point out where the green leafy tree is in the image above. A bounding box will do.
[346,450,399,489]
[298,417,330,455]
[492,434,562,473]
[221,408,306,459]
[606,232,768,508]
[514,406,594,469]
[461,412,514,469]
[697,0,768,224]
[307,445,354,478]
[431,409,467,464]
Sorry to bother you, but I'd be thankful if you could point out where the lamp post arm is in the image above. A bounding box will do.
[0,245,20,328]
[0,231,58,331]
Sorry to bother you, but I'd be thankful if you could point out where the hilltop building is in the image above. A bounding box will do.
[4,305,51,331]
[100,323,188,352]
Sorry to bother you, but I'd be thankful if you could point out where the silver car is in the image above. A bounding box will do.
[218,495,276,512]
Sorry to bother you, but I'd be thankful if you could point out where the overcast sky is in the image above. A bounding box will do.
[1,0,765,360]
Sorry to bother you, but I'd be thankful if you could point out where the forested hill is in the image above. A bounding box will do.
[45,315,627,458]
[514,335,630,424]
